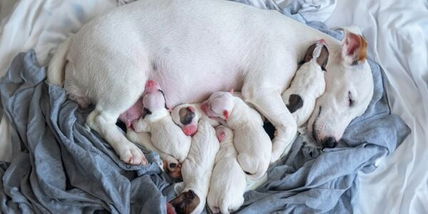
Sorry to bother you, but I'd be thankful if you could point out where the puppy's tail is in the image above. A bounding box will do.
[47,37,72,86]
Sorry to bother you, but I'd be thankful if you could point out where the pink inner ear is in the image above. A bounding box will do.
[346,33,361,56]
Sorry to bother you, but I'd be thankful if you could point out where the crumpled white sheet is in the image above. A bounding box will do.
[0,0,427,213]
[325,0,428,213]
[277,0,336,22]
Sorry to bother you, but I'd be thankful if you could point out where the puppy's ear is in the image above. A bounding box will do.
[341,30,368,66]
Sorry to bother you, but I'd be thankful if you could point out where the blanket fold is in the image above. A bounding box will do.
[0,1,410,214]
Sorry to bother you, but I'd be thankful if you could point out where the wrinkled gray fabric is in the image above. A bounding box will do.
[0,1,410,214]
[0,51,175,214]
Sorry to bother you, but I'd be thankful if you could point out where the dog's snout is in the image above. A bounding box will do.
[322,137,337,148]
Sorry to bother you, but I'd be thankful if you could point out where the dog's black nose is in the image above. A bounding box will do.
[322,137,337,148]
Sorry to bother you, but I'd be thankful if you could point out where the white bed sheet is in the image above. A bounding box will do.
[0,0,427,213]
[324,0,428,213]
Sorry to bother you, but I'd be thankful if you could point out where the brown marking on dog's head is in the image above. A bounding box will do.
[169,190,200,214]
[163,160,183,181]
[342,31,368,66]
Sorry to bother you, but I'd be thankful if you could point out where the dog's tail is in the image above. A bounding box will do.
[47,37,72,86]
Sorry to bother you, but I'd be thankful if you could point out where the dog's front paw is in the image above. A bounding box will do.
[119,143,148,165]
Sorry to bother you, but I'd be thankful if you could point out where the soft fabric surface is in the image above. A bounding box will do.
[0,0,411,213]
[324,1,428,213]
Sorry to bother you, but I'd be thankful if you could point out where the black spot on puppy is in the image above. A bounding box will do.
[179,107,195,125]
[170,190,200,214]
[286,94,303,113]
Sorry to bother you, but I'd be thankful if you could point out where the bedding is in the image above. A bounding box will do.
[0,0,423,213]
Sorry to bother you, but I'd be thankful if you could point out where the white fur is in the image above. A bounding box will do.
[133,108,191,162]
[207,126,246,214]
[47,0,373,163]
[282,51,326,127]
[171,103,220,128]
[224,94,272,179]
[179,119,220,214]
[126,130,171,169]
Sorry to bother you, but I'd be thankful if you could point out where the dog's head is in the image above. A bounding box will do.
[142,80,167,114]
[307,30,373,148]
[200,91,235,121]
[169,190,201,214]
[171,104,201,136]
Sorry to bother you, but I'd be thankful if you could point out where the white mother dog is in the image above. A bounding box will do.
[48,0,373,164]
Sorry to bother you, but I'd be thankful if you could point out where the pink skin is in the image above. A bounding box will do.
[119,99,144,127]
[122,80,165,130]
[183,125,197,136]
[215,129,226,142]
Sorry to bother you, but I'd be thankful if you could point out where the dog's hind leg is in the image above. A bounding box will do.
[86,74,148,165]
[87,108,147,165]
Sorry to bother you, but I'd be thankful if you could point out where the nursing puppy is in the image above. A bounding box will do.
[171,103,220,136]
[282,39,329,127]
[169,119,220,214]
[207,126,246,214]
[202,92,271,178]
[126,130,182,179]
[132,80,191,162]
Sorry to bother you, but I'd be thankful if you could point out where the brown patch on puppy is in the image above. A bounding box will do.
[163,160,183,181]
[302,42,329,71]
[286,94,303,113]
[316,45,329,71]
[169,190,200,214]
[179,107,195,125]
[302,44,316,64]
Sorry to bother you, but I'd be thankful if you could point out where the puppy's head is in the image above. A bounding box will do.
[169,190,201,214]
[302,39,329,71]
[163,160,183,181]
[142,80,167,114]
[171,104,200,136]
[201,92,235,121]
[215,125,233,143]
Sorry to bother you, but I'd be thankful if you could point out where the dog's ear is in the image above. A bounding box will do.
[341,30,368,66]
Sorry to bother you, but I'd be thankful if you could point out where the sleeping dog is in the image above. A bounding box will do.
[202,91,272,178]
[282,39,329,127]
[169,119,220,214]
[48,0,373,165]
[207,125,246,214]
[131,80,191,163]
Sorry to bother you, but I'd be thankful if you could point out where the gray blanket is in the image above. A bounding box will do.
[0,2,410,214]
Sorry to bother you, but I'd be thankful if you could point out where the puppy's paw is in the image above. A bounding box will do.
[119,143,148,165]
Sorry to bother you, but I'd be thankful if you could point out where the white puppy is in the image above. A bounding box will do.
[171,103,219,136]
[169,119,220,214]
[132,80,191,162]
[282,39,329,127]
[201,92,272,178]
[207,125,246,214]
